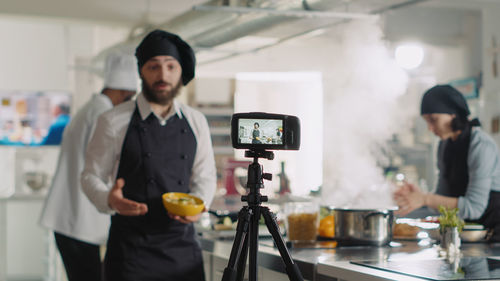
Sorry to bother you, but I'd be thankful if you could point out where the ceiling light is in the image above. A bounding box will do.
[395,44,424,70]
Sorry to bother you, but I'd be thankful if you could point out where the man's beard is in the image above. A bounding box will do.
[142,79,182,105]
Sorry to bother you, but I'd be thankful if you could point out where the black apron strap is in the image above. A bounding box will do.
[437,125,472,197]
[475,191,500,242]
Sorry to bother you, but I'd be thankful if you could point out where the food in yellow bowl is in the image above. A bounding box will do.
[162,192,204,217]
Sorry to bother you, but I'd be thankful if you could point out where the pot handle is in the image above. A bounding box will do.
[208,210,239,221]
[363,211,391,219]
[208,210,220,217]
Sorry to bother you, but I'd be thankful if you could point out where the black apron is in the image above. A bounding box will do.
[252,129,261,144]
[104,106,205,281]
[437,125,500,242]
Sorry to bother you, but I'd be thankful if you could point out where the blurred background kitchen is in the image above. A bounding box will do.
[0,0,500,280]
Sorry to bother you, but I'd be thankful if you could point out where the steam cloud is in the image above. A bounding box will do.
[322,20,415,208]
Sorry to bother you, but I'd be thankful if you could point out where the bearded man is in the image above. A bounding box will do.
[81,29,216,281]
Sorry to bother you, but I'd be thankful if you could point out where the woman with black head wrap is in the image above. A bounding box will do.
[394,85,500,241]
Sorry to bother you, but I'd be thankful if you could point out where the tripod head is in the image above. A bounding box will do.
[241,149,274,206]
[244,149,274,160]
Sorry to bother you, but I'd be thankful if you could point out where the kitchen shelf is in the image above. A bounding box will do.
[386,139,435,191]
[196,105,235,189]
[213,147,234,155]
[198,107,234,116]
[210,127,231,135]
[388,141,432,155]
[0,193,47,201]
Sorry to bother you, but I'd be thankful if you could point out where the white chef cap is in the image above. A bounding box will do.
[103,53,139,92]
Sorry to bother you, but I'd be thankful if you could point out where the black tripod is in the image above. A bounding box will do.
[221,150,304,281]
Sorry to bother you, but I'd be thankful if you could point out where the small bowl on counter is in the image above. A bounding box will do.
[24,171,48,192]
[460,224,488,242]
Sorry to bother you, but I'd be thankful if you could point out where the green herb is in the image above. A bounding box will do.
[319,206,333,220]
[438,206,465,232]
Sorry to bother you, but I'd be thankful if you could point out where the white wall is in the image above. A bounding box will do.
[479,4,500,146]
[234,72,324,196]
[0,16,129,109]
[0,17,69,91]
[384,6,482,78]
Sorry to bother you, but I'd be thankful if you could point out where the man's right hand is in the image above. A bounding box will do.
[108,178,148,216]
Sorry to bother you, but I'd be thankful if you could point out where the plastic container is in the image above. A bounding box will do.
[283,202,319,243]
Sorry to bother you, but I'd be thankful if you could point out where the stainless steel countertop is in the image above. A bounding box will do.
[199,233,500,280]
[316,241,500,280]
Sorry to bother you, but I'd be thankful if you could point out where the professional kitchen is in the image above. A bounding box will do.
[1,0,500,280]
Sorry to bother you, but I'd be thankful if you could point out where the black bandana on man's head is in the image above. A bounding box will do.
[420,85,470,117]
[135,29,196,85]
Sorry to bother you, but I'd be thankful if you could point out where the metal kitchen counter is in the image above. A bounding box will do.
[199,233,500,280]
[316,241,500,281]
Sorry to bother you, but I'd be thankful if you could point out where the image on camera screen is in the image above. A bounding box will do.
[238,118,283,145]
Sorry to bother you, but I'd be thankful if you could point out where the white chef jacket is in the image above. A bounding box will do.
[81,93,217,214]
[39,94,113,245]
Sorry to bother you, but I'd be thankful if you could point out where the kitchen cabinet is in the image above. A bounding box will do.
[0,146,62,280]
[202,250,212,281]
[211,254,227,281]
[260,266,310,281]
[209,252,258,281]
[0,199,55,281]
[200,107,233,155]
[203,244,311,281]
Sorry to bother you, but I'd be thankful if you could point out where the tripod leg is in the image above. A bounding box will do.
[261,207,304,281]
[222,207,252,281]
[248,206,260,281]
[235,231,249,281]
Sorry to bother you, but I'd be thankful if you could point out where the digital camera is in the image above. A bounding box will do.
[231,112,300,151]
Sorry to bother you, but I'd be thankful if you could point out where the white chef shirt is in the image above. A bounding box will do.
[39,94,113,245]
[81,93,216,214]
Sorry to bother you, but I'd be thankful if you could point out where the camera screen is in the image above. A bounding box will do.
[237,118,283,145]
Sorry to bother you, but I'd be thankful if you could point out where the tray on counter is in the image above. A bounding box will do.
[197,225,274,240]
[393,218,440,241]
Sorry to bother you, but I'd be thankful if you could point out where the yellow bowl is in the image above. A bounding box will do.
[162,192,204,217]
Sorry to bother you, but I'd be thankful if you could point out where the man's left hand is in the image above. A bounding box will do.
[168,207,206,224]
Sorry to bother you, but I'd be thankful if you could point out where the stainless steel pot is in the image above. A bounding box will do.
[328,207,396,246]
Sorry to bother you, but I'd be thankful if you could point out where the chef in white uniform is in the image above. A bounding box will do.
[39,53,138,281]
